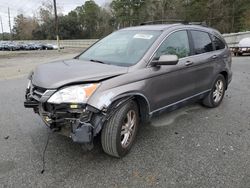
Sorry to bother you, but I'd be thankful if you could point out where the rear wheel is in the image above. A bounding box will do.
[101,100,139,158]
[202,74,226,108]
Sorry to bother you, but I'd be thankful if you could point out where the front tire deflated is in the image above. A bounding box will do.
[101,100,139,158]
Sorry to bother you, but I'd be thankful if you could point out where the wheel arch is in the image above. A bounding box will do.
[108,93,151,124]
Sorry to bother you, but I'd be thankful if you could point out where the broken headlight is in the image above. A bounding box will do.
[47,84,99,104]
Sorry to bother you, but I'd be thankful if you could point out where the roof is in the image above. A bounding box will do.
[120,23,221,36]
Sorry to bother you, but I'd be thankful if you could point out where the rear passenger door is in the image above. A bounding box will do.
[188,30,217,92]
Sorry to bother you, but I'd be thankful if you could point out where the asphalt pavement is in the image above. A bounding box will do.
[0,56,250,188]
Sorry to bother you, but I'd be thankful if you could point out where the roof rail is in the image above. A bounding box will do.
[187,21,207,27]
[140,20,207,27]
[140,19,186,25]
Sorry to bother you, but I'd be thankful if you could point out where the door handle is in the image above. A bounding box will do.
[212,55,218,59]
[185,61,194,66]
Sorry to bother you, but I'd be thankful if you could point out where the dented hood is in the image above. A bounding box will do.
[32,59,128,89]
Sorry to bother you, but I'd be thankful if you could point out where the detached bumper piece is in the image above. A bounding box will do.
[71,121,93,143]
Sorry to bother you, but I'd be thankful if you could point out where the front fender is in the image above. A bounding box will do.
[87,81,151,113]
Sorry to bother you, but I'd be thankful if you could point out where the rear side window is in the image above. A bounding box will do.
[154,30,190,59]
[191,30,213,54]
[211,35,226,50]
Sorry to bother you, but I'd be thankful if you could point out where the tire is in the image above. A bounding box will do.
[101,100,139,158]
[202,74,226,108]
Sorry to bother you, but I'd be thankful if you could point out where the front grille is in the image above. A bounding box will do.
[29,85,47,101]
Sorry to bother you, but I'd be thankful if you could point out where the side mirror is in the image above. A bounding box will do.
[151,55,179,66]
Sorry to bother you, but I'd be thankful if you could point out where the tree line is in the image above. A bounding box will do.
[2,0,250,40]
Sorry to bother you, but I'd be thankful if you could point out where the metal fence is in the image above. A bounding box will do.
[17,39,99,48]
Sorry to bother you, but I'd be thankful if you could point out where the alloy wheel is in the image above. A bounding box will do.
[213,80,224,103]
[121,110,136,148]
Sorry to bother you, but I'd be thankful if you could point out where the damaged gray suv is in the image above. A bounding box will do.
[24,23,232,157]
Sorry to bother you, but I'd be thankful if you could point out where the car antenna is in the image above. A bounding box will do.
[41,128,52,174]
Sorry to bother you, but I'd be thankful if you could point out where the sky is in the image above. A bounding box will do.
[0,0,106,32]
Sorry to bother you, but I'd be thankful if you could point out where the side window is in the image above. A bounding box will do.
[211,35,226,50]
[154,30,190,59]
[191,30,213,54]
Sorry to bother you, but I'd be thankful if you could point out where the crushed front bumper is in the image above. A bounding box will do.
[24,84,104,144]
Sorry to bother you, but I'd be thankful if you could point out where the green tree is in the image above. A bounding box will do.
[111,0,146,28]
[32,0,55,39]
[73,0,114,38]
[75,0,101,38]
[11,0,250,40]
[12,14,39,40]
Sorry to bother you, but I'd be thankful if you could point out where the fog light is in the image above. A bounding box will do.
[70,104,78,109]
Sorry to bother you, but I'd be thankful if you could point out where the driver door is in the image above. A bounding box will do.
[146,30,197,113]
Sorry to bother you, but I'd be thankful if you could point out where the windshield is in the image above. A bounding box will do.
[79,30,162,67]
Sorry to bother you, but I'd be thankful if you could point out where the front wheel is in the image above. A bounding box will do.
[101,100,139,158]
[202,74,226,108]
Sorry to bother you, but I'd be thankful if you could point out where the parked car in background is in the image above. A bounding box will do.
[0,41,61,51]
[231,38,250,56]
[43,43,64,50]
[0,41,4,50]
[42,44,54,50]
[51,44,64,50]
[1,42,18,51]
[26,43,40,50]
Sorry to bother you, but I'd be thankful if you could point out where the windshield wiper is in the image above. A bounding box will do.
[90,59,106,64]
